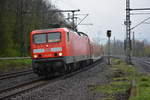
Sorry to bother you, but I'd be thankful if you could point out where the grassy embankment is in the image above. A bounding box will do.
[130,75,150,100]
[88,58,150,100]
[0,59,32,73]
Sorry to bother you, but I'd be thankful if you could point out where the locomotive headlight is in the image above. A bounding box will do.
[58,52,63,56]
[33,55,38,58]
[51,47,62,52]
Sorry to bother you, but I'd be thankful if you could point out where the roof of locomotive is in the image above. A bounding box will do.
[31,28,89,37]
[31,27,70,34]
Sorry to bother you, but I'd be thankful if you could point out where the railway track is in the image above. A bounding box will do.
[0,78,48,100]
[0,58,103,99]
[111,56,150,73]
[0,69,33,80]
[133,57,150,73]
[134,58,150,66]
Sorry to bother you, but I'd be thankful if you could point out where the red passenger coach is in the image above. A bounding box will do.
[30,28,94,77]
[90,40,103,61]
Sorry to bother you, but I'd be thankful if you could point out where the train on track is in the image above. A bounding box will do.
[30,27,103,77]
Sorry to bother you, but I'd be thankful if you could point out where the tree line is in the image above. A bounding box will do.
[104,38,150,57]
[0,0,68,57]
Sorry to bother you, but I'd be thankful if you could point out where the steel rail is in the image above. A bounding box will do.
[0,57,31,60]
[0,69,32,77]
[133,58,150,73]
[0,57,103,99]
[0,78,45,99]
[0,69,33,80]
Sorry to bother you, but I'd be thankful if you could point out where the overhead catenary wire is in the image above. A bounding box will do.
[131,13,150,15]
[130,8,150,11]
[130,16,150,30]
[75,14,89,27]
[144,22,150,24]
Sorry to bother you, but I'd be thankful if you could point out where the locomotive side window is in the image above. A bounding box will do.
[48,32,61,43]
[67,32,69,41]
[34,34,46,44]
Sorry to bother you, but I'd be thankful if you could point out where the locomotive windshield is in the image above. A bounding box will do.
[33,32,61,44]
[48,32,61,43]
[34,34,46,44]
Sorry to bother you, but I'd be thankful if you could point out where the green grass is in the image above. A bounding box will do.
[129,75,150,100]
[112,60,137,80]
[88,59,134,100]
[89,81,130,94]
[97,97,114,100]
[0,59,32,72]
[112,59,150,100]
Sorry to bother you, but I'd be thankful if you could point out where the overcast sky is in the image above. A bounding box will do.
[49,0,150,43]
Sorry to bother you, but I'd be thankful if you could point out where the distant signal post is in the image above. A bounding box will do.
[107,30,111,65]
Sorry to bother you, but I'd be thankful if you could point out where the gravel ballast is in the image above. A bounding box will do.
[13,59,111,100]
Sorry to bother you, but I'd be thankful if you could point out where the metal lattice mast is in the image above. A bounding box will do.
[125,1,150,63]
[126,0,132,64]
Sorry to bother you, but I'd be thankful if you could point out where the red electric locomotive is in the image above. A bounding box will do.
[30,27,102,77]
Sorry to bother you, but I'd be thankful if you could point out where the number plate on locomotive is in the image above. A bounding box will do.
[33,49,44,53]
[51,47,62,52]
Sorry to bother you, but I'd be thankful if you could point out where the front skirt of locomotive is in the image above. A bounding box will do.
[32,57,66,77]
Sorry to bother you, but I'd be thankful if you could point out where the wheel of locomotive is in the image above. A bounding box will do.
[68,64,72,72]
[64,63,72,74]
[72,62,80,71]
[85,60,91,66]
[77,62,81,69]
[32,61,42,77]
[59,63,67,75]
[45,66,54,79]
[80,61,86,67]
[66,64,72,73]
[69,63,75,72]
[90,59,94,64]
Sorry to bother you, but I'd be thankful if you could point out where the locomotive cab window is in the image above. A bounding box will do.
[48,32,61,43]
[33,34,46,44]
